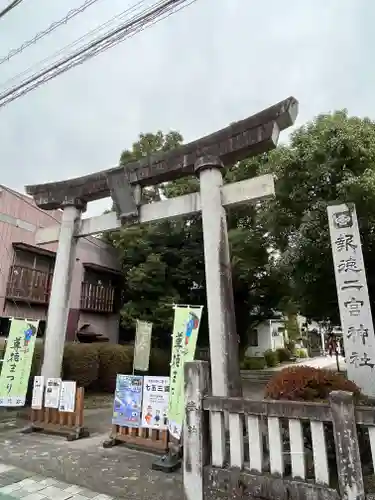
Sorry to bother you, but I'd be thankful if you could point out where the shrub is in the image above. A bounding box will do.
[242,356,266,370]
[285,340,296,354]
[96,344,133,392]
[265,365,361,401]
[149,347,171,376]
[264,349,279,367]
[62,343,100,388]
[30,342,44,378]
[276,347,292,362]
[296,348,308,358]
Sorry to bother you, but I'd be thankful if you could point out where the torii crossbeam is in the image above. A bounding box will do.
[26,96,298,404]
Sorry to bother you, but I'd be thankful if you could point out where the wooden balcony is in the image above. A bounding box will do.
[80,282,115,313]
[6,265,53,305]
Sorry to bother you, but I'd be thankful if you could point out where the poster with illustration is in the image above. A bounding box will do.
[112,375,143,427]
[141,376,169,430]
[168,305,203,439]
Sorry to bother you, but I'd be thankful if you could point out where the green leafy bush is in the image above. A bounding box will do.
[296,348,308,358]
[96,344,133,392]
[285,340,296,354]
[276,347,292,362]
[63,343,100,388]
[1,339,172,396]
[264,349,279,367]
[242,356,266,370]
[149,347,171,376]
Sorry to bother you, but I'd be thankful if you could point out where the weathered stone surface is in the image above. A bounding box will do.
[204,467,340,500]
[25,96,298,209]
[0,430,182,500]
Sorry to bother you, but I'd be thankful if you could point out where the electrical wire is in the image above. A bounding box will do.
[0,0,105,65]
[0,0,196,108]
[0,0,147,88]
[0,0,24,21]
[0,0,182,93]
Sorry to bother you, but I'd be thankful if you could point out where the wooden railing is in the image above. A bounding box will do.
[184,361,373,500]
[6,265,53,304]
[80,282,115,313]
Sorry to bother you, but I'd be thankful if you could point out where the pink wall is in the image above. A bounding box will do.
[0,186,62,315]
[0,186,121,341]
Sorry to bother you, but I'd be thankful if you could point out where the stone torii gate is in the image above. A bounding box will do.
[26,96,298,401]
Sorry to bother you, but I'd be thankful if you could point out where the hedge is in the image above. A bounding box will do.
[241,356,266,370]
[264,349,279,367]
[0,340,172,393]
[96,344,133,392]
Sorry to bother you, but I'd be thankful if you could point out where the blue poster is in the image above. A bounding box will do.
[112,374,143,427]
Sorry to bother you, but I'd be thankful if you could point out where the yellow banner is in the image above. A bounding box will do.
[0,318,39,407]
[167,305,203,439]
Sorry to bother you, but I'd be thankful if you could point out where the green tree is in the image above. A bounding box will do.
[108,131,286,349]
[252,110,375,323]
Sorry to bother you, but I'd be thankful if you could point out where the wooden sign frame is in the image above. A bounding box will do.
[103,424,169,454]
[22,387,89,441]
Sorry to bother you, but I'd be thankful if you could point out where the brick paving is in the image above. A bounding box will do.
[0,463,116,499]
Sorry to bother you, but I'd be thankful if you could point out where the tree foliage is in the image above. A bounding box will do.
[255,110,375,323]
[108,109,375,349]
[108,131,283,348]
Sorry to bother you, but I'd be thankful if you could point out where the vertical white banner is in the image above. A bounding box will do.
[31,376,44,410]
[133,320,153,372]
[327,203,375,396]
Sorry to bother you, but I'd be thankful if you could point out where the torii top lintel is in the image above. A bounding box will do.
[26,96,298,210]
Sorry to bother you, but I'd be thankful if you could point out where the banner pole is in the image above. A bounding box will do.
[152,305,203,473]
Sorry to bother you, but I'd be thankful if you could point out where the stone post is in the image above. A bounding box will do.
[329,390,365,500]
[184,361,211,500]
[194,155,242,398]
[41,200,85,379]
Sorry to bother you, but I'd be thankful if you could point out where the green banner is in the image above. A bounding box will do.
[0,319,39,407]
[133,320,153,372]
[168,305,203,439]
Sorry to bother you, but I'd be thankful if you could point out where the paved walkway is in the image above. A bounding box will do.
[0,463,115,499]
[0,429,182,500]
[266,355,346,372]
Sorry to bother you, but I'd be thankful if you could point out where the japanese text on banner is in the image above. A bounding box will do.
[167,305,203,440]
[328,203,375,397]
[0,319,39,407]
[141,376,169,429]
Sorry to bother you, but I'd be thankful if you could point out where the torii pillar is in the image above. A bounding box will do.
[42,199,85,379]
[195,155,242,397]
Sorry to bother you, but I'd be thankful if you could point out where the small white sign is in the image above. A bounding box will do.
[44,378,61,408]
[31,376,44,410]
[58,381,76,413]
[141,376,170,429]
[328,203,375,397]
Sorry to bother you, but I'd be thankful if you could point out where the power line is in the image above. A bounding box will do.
[0,0,105,65]
[1,0,147,90]
[0,0,196,108]
[0,0,25,20]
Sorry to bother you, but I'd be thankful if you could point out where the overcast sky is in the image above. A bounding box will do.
[0,0,372,217]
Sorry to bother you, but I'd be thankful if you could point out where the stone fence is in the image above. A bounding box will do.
[184,360,375,500]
